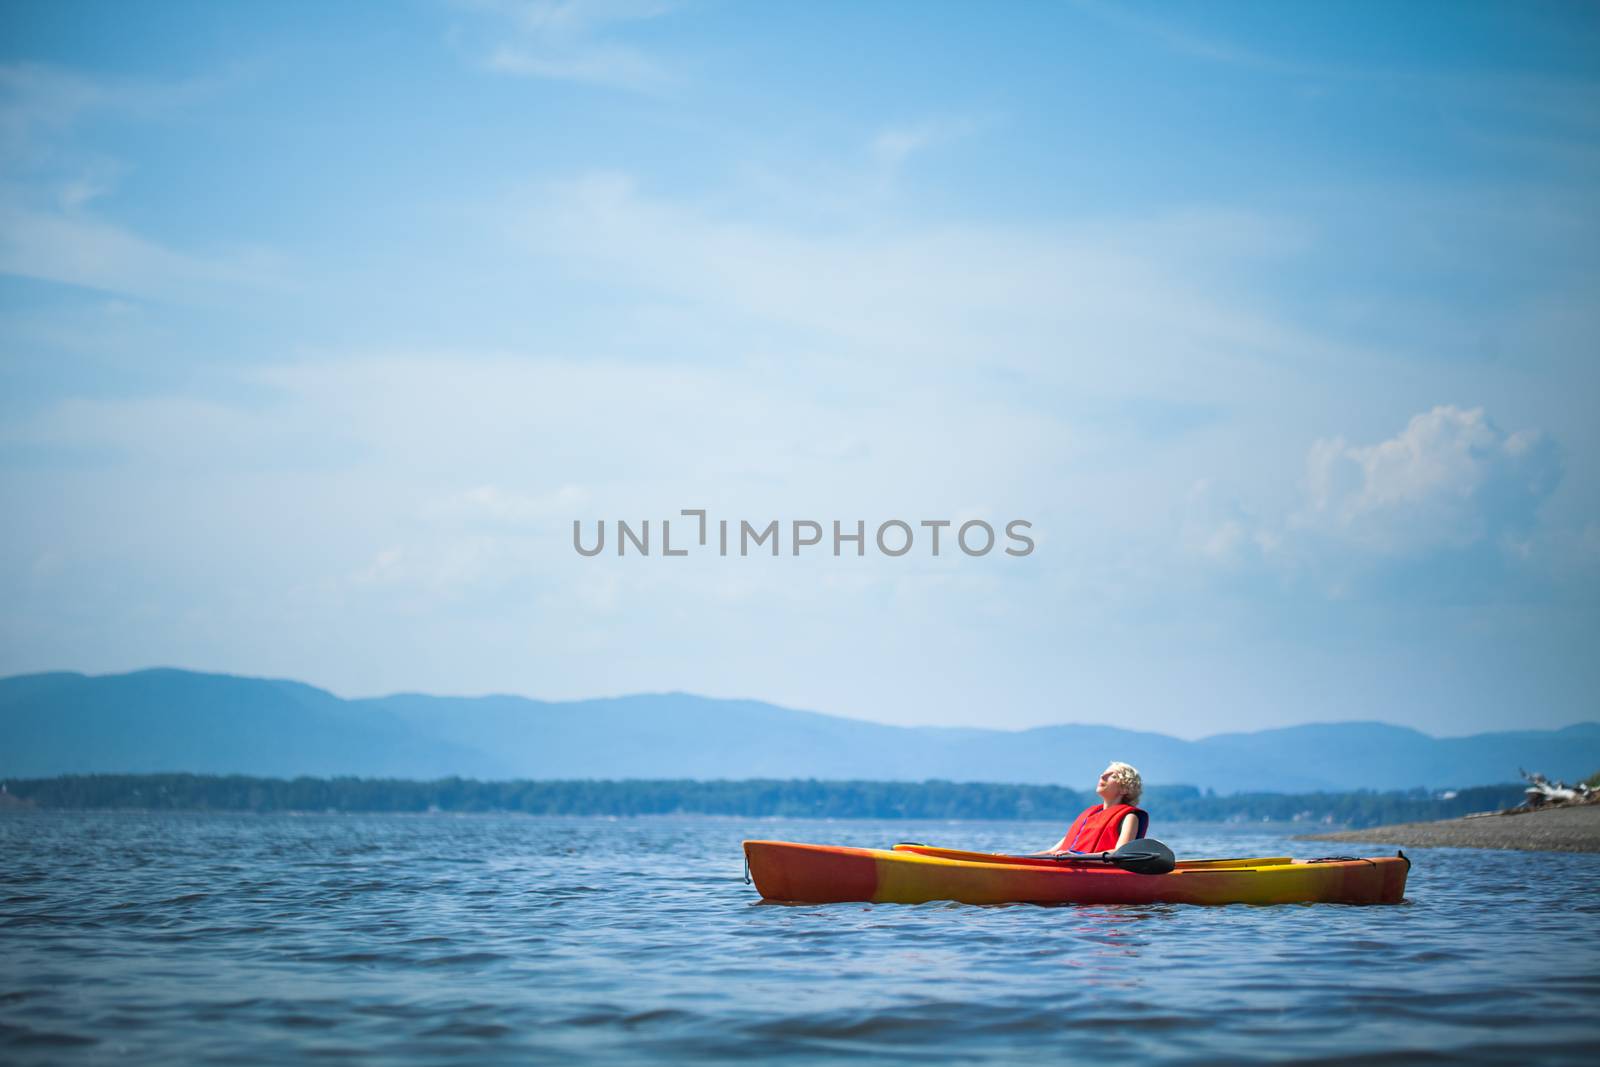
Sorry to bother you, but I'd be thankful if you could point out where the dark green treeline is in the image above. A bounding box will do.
[0,775,1526,828]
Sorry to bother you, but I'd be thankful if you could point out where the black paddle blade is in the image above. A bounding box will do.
[1109,837,1176,875]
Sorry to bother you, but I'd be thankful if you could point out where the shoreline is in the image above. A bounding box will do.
[1297,803,1600,853]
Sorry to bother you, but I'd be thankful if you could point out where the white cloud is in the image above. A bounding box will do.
[1182,403,1568,597]
[1295,405,1561,556]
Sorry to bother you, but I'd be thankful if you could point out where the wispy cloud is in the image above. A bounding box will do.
[0,63,106,161]
[454,0,678,91]
[0,61,281,302]
[0,202,286,302]
[424,484,592,530]
[0,61,219,166]
[511,169,1338,389]
[870,116,982,171]
[1068,0,1281,70]
[864,116,987,196]
[54,158,126,211]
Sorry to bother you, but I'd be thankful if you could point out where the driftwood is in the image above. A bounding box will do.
[1519,769,1596,808]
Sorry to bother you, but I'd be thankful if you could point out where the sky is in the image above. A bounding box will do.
[1,0,1596,739]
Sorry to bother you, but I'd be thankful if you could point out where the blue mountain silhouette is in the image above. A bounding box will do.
[3,668,1595,792]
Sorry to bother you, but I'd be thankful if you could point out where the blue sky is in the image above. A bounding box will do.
[2,1,1596,738]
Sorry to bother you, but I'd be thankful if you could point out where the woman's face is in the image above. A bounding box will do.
[1095,768,1123,803]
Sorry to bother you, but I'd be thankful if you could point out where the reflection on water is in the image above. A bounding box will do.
[2,813,1597,1065]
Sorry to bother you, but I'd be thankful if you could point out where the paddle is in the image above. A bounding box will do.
[1055,838,1176,875]
[895,837,1177,875]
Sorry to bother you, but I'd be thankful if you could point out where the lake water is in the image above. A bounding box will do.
[2,812,1597,1065]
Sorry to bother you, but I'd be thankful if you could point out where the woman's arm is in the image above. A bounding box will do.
[1115,814,1138,848]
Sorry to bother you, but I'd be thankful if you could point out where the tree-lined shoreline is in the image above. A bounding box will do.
[0,774,1528,828]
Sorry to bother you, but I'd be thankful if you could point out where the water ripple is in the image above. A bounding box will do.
[1,812,1596,1066]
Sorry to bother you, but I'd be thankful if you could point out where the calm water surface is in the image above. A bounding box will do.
[2,813,1597,1065]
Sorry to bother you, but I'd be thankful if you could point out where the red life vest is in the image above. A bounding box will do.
[1062,803,1149,853]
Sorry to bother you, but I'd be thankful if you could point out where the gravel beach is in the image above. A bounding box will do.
[1298,803,1600,854]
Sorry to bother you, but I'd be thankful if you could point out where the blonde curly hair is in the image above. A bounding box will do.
[1102,761,1143,805]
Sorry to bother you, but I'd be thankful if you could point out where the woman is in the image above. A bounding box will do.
[1043,762,1148,854]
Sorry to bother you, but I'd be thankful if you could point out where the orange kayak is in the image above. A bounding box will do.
[743,840,1409,906]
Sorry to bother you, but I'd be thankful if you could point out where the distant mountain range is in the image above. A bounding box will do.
[3,668,1596,793]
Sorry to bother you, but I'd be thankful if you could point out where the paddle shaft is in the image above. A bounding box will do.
[898,838,1176,875]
